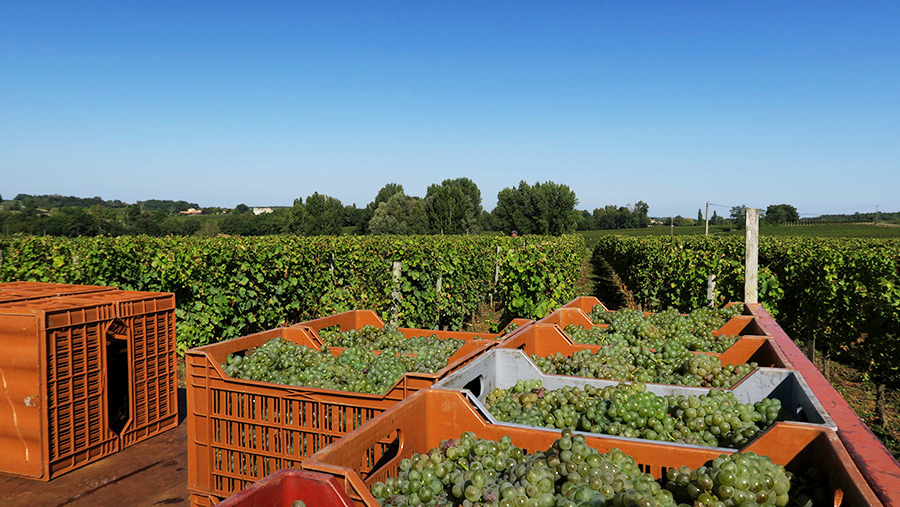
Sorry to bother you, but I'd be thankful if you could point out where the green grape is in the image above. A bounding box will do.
[531,336,757,388]
[485,380,783,449]
[222,328,465,394]
[582,305,742,353]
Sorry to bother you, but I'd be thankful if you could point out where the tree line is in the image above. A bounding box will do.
[0,187,814,238]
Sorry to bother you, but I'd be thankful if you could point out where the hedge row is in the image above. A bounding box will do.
[593,236,900,381]
[0,234,585,352]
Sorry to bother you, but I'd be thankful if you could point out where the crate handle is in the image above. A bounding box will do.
[106,318,129,340]
[363,429,403,481]
[462,390,495,422]
[281,389,331,401]
[462,375,485,398]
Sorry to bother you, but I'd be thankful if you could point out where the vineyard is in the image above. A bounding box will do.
[3,233,900,505]
[0,234,584,352]
[592,236,900,388]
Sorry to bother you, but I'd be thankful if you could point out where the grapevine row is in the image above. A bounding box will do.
[0,234,584,351]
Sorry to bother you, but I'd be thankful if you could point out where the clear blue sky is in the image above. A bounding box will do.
[2,1,898,217]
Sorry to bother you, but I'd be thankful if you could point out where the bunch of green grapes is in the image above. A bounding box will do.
[530,345,757,388]
[682,354,757,388]
[318,325,465,373]
[222,335,463,394]
[485,380,782,449]
[787,467,831,507]
[665,451,793,506]
[532,342,694,385]
[590,304,741,328]
[368,428,830,507]
[582,305,742,353]
[370,429,676,507]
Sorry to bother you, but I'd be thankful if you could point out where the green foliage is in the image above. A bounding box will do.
[368,193,428,235]
[140,199,199,212]
[0,234,583,352]
[424,177,482,234]
[495,235,584,320]
[493,180,580,235]
[220,208,287,235]
[765,204,799,224]
[12,193,128,209]
[587,201,651,230]
[358,183,405,233]
[730,205,747,229]
[593,236,900,383]
[287,192,344,235]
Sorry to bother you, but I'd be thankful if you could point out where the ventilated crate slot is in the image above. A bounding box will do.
[107,319,131,435]
[363,429,401,479]
[463,374,485,398]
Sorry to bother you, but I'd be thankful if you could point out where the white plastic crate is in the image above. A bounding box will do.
[432,348,836,451]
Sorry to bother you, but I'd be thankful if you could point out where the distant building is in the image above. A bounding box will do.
[180,208,202,215]
[253,207,274,215]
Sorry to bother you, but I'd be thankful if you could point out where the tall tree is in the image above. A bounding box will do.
[576,210,595,231]
[698,209,704,223]
[368,193,428,235]
[493,181,579,235]
[287,193,344,235]
[303,192,344,235]
[633,201,651,228]
[358,183,405,233]
[587,201,649,230]
[765,204,799,224]
[424,177,482,234]
[730,205,747,229]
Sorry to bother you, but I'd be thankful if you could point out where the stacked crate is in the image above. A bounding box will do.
[301,388,883,506]
[0,281,116,304]
[186,310,506,506]
[203,299,896,506]
[0,284,177,480]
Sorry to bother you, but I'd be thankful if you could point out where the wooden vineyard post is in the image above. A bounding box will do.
[435,272,443,329]
[744,208,759,304]
[391,261,402,326]
[705,202,710,235]
[490,245,501,307]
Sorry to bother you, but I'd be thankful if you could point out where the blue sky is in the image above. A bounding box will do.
[2,1,898,217]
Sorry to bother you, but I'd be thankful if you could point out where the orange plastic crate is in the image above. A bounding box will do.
[560,295,610,313]
[544,302,771,350]
[209,468,353,507]
[295,309,521,341]
[0,297,121,480]
[61,290,178,448]
[0,281,116,304]
[499,322,790,386]
[534,297,782,365]
[560,296,757,324]
[186,323,497,503]
[303,389,882,507]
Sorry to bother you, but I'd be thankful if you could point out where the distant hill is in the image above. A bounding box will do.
[11,193,128,209]
[9,194,199,212]
[801,211,900,223]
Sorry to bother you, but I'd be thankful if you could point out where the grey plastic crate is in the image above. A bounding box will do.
[432,349,836,449]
